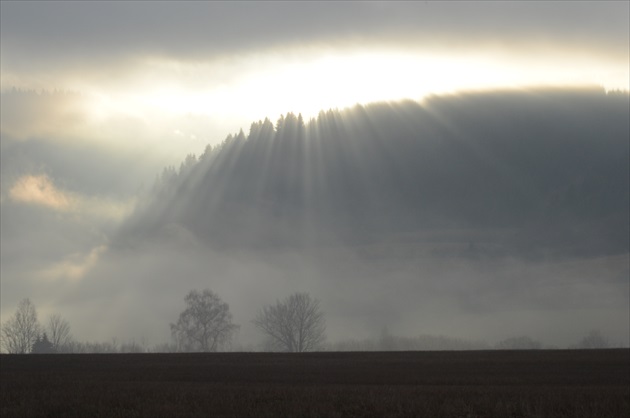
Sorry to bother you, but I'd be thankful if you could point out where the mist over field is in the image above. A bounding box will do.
[112,88,630,348]
[1,2,628,352]
[3,87,627,350]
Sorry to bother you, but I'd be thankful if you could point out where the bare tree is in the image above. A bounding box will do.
[495,336,542,350]
[170,289,239,352]
[120,339,145,353]
[47,314,72,352]
[253,292,326,352]
[577,330,609,349]
[0,299,40,354]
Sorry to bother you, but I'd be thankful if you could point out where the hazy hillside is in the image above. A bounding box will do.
[117,87,628,259]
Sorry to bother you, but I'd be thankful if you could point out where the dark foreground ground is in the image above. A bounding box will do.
[1,349,628,417]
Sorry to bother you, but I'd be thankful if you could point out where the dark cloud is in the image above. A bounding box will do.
[1,2,627,71]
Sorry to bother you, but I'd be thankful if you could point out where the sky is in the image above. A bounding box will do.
[2,2,628,153]
[1,1,629,349]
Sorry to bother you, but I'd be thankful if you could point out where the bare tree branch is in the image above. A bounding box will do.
[170,289,239,352]
[253,292,326,352]
[48,314,72,352]
[1,299,40,354]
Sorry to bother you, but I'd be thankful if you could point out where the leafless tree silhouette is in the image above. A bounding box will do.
[1,299,40,354]
[170,289,238,352]
[47,314,72,352]
[254,292,326,352]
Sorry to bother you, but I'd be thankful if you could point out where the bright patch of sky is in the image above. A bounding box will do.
[1,2,628,151]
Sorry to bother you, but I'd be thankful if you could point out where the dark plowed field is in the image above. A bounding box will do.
[1,349,628,417]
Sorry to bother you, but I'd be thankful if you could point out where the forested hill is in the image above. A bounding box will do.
[117,87,629,258]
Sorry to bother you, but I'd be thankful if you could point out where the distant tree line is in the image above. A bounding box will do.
[328,329,614,351]
[0,295,615,353]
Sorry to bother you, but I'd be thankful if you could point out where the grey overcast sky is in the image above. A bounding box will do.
[1,1,628,349]
[2,2,628,61]
[1,1,627,165]
[2,2,628,119]
[1,1,627,147]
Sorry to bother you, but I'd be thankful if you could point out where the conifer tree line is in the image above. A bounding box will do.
[123,91,628,256]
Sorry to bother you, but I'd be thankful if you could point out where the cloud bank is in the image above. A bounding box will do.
[1,2,628,351]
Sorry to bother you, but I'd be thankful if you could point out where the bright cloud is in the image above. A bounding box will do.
[7,174,135,221]
[9,174,72,210]
[36,245,107,281]
[29,47,626,139]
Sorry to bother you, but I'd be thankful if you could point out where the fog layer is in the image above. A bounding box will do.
[2,88,628,348]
